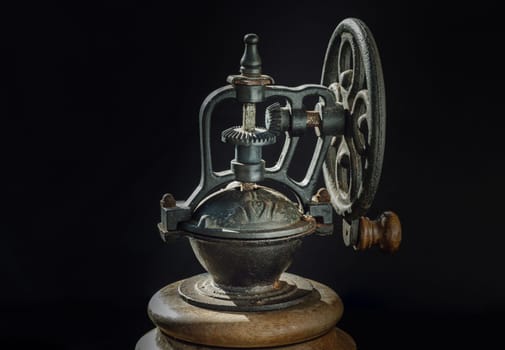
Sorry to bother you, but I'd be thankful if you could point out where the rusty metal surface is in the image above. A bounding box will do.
[242,103,256,132]
[178,273,315,312]
[161,193,176,208]
[312,188,331,203]
[147,277,343,348]
[226,75,274,86]
[186,235,306,297]
[306,110,322,128]
[182,183,315,239]
[177,182,318,307]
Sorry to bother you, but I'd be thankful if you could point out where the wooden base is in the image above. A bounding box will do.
[137,275,356,349]
[136,328,356,350]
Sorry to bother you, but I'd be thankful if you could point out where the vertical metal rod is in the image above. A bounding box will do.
[242,103,256,131]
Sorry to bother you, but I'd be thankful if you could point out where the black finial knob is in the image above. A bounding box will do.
[240,33,262,77]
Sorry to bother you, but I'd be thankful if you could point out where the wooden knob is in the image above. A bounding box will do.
[356,211,402,253]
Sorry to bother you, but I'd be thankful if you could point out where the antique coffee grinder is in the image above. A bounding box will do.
[137,18,402,350]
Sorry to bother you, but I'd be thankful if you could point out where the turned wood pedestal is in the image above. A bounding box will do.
[136,275,356,350]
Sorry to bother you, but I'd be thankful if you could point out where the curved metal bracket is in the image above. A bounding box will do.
[184,85,236,208]
[183,84,345,211]
[263,84,343,208]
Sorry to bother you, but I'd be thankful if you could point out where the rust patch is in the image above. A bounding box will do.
[227,74,274,86]
[306,110,321,128]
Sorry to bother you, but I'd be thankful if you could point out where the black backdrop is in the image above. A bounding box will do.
[4,1,505,349]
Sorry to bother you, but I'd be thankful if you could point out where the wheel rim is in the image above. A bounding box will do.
[321,18,386,219]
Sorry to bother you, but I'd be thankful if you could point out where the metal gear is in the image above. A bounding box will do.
[221,126,276,146]
[265,102,291,135]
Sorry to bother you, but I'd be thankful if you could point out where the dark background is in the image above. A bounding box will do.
[3,1,504,349]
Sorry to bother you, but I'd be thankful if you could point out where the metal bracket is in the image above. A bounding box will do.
[160,83,345,233]
[262,84,344,209]
[182,84,346,210]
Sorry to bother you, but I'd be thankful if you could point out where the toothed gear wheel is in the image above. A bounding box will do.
[221,127,276,146]
[265,102,291,135]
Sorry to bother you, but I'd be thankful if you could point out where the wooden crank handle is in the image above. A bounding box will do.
[356,211,402,253]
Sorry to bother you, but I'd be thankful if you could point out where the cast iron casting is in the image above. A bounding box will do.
[157,18,402,312]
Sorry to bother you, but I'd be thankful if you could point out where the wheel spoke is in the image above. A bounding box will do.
[351,89,371,155]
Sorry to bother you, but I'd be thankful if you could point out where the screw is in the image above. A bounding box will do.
[312,187,330,203]
[160,193,176,208]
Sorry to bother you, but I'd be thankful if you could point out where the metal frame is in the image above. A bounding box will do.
[184,84,344,210]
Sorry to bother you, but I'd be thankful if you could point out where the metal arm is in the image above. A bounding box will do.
[262,84,344,207]
[159,86,236,237]
[184,85,236,208]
